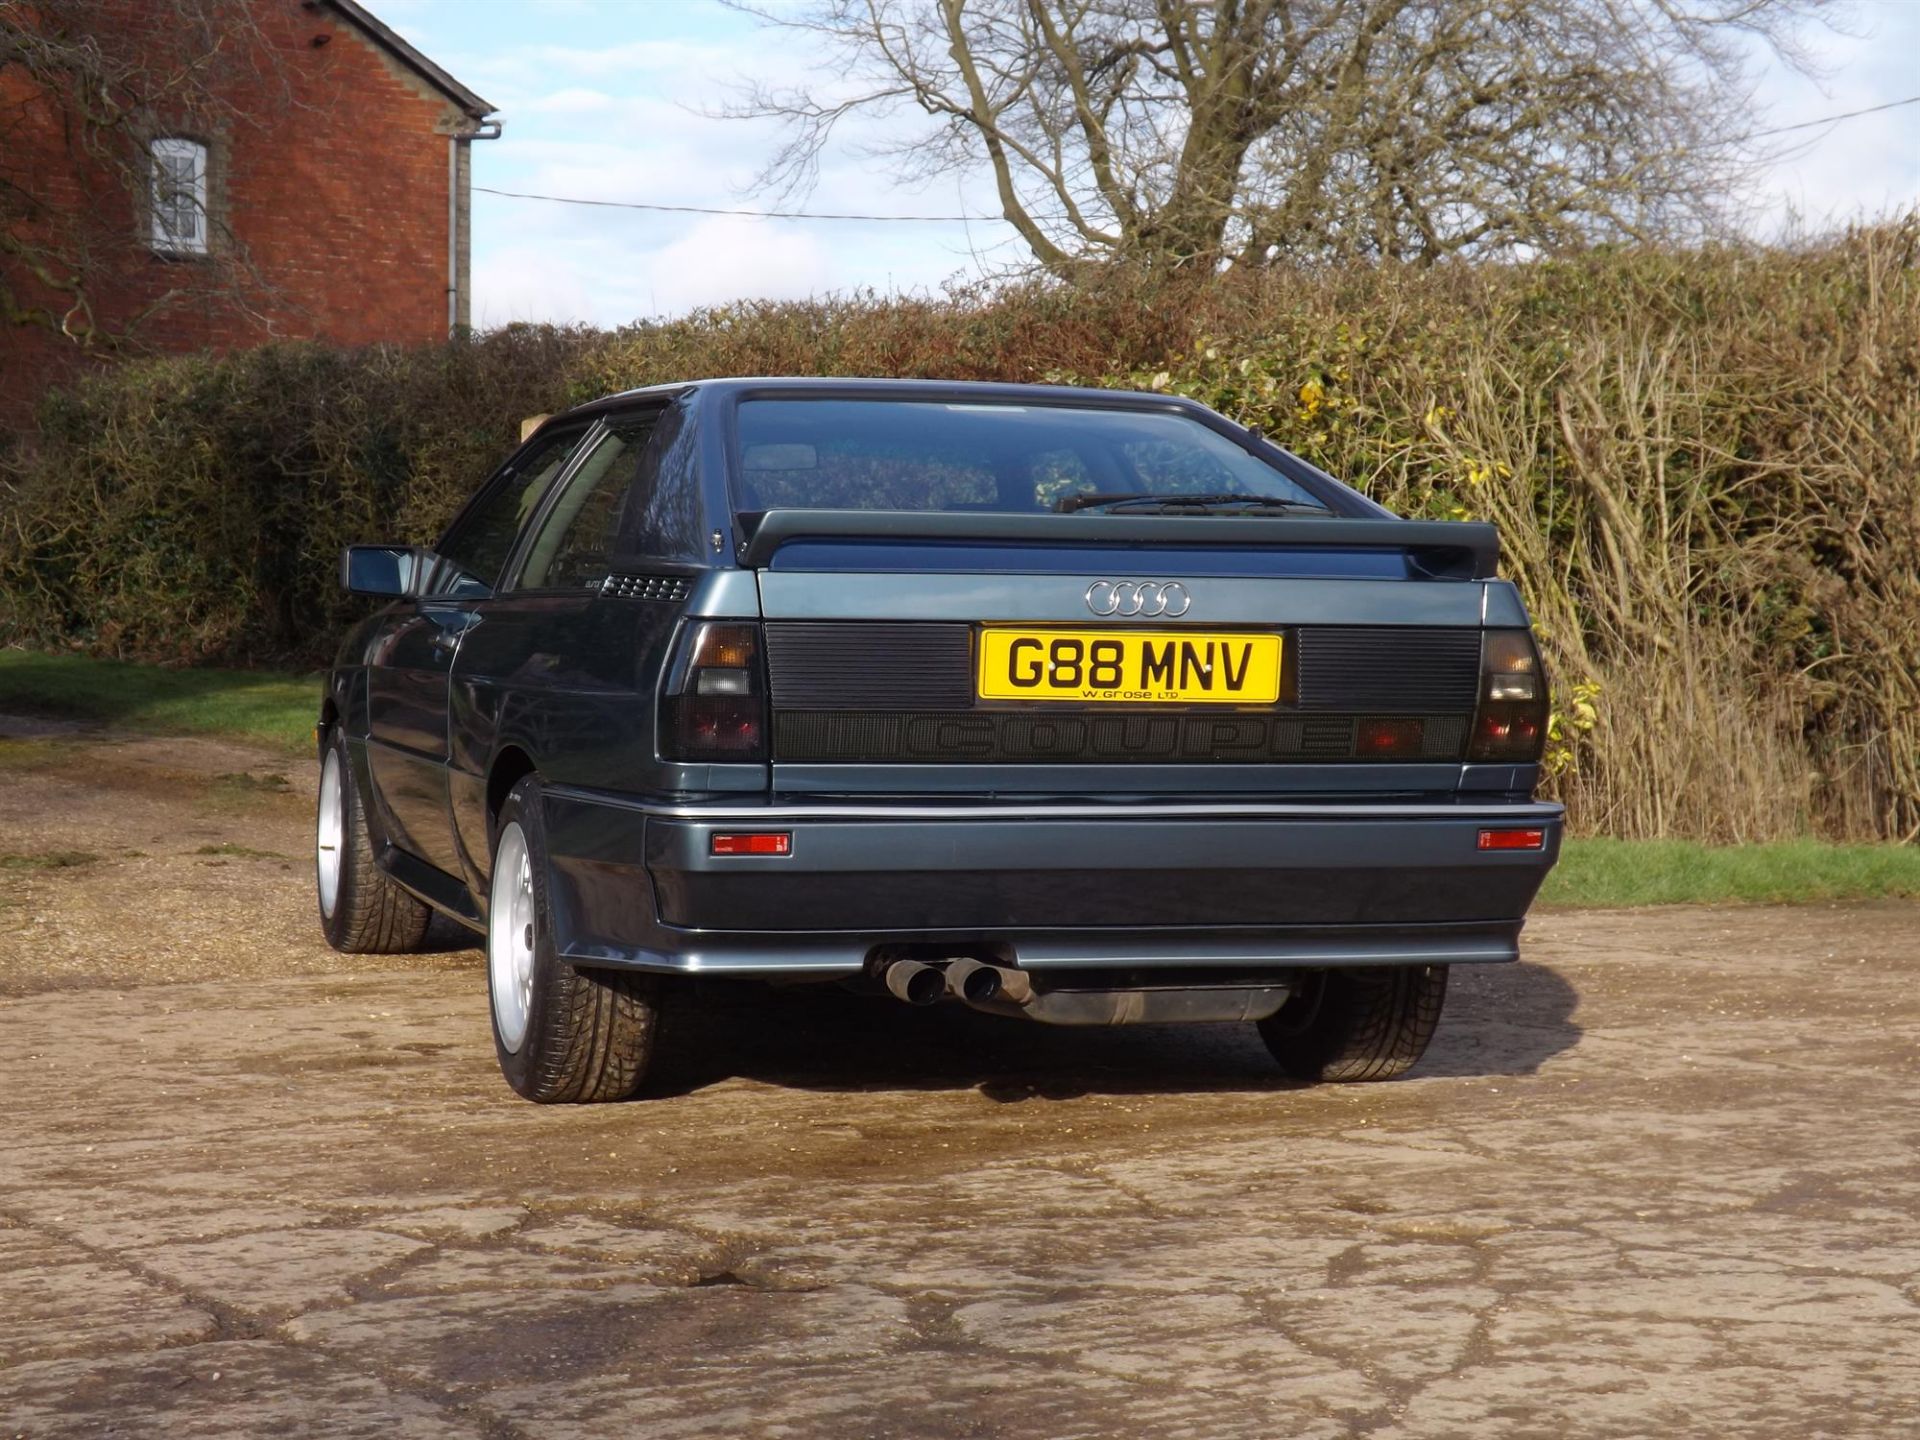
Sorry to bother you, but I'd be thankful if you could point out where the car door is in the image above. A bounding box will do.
[364,420,596,874]
[451,399,709,899]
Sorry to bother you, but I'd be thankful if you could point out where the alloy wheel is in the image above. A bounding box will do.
[489,821,536,1053]
[316,747,344,920]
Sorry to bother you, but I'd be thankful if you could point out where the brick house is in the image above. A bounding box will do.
[0,0,497,430]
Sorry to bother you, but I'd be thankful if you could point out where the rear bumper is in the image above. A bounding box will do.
[539,789,1562,977]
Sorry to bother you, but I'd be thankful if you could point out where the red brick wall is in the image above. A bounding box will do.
[0,0,474,431]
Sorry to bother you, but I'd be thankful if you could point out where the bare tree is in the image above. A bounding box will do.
[0,0,286,346]
[729,0,1835,270]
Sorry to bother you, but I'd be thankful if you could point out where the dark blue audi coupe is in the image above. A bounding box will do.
[316,379,1561,1102]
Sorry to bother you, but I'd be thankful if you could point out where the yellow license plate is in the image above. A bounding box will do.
[978,629,1282,704]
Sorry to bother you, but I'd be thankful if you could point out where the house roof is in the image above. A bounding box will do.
[318,0,497,120]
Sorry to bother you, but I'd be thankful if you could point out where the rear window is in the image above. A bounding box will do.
[731,398,1329,514]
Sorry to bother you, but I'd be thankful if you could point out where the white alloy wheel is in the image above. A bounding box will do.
[316,747,344,920]
[489,821,537,1054]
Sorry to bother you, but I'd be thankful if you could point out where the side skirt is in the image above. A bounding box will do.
[378,843,485,932]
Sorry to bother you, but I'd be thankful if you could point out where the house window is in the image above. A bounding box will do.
[149,137,209,256]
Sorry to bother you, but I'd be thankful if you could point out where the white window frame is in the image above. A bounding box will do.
[149,137,209,256]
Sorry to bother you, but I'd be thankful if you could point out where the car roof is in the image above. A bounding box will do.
[546,376,1189,428]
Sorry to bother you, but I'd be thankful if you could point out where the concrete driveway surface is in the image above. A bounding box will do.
[1,721,1916,1438]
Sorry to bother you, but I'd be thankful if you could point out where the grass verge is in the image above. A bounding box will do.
[0,651,318,752]
[1544,838,1920,908]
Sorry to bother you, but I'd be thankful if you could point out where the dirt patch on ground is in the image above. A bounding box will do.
[2,723,1916,1437]
[0,721,470,995]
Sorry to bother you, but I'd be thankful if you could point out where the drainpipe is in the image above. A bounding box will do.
[449,118,502,335]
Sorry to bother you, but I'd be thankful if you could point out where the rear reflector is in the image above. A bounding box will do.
[1477,827,1546,852]
[711,832,792,857]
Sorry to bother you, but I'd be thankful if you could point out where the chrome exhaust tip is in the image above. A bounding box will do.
[944,958,1002,1004]
[883,959,946,1007]
[990,964,1033,1005]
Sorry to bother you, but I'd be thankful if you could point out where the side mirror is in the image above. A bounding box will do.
[340,544,425,597]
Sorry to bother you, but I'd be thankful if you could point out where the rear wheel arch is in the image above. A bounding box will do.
[488,771,659,1102]
[486,746,538,844]
[317,696,341,751]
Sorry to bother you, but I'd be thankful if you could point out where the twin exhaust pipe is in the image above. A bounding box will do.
[879,955,1291,1027]
[881,957,1032,1008]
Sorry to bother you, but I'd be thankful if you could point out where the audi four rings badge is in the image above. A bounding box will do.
[1085,580,1192,618]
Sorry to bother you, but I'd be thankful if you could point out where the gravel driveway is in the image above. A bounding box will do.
[2,721,1916,1437]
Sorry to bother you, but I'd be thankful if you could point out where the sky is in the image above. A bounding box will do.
[370,0,1920,330]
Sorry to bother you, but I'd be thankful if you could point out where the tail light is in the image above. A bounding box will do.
[661,621,767,762]
[1358,717,1425,757]
[1468,629,1548,762]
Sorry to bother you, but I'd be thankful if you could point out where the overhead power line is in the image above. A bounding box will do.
[473,184,989,223]
[474,92,1920,224]
[1740,91,1920,140]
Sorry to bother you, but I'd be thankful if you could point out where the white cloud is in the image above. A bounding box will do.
[645,215,835,311]
[519,37,758,79]
[518,87,629,116]
[432,34,775,106]
[472,212,849,327]
[504,144,744,201]
[471,244,599,328]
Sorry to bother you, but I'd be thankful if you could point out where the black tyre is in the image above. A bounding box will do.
[487,774,659,1103]
[1257,965,1448,1083]
[316,728,432,953]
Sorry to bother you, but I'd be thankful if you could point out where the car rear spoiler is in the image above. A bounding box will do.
[737,509,1500,579]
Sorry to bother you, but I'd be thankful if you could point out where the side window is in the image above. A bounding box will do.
[515,411,665,592]
[427,424,591,596]
[607,398,705,565]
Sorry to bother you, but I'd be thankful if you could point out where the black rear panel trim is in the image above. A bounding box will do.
[766,621,973,709]
[1294,626,1481,712]
[773,710,1469,764]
